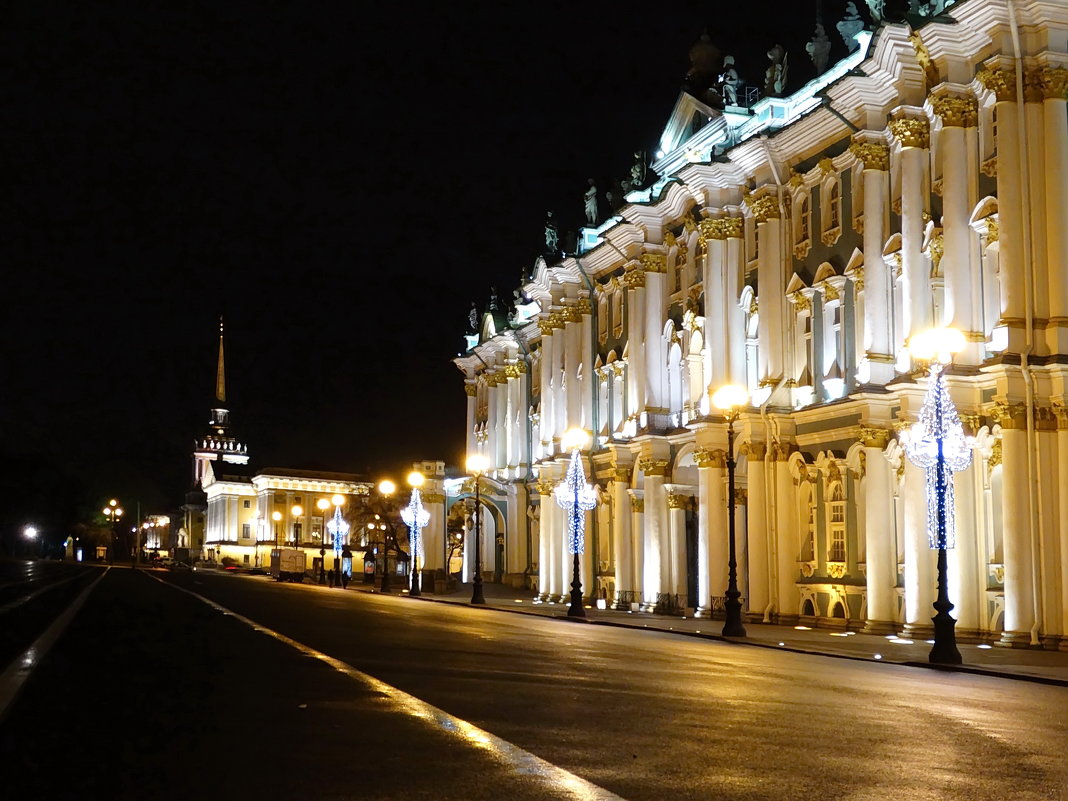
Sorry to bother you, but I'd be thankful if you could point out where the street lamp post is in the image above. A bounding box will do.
[23,526,38,559]
[712,384,749,637]
[377,481,396,592]
[401,472,430,597]
[316,498,331,583]
[903,327,971,665]
[102,499,124,565]
[465,454,489,604]
[554,428,597,618]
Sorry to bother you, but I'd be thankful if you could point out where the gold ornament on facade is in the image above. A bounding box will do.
[908,31,940,88]
[1039,67,1068,100]
[621,265,646,289]
[958,413,980,435]
[640,253,667,273]
[537,319,555,336]
[821,282,841,301]
[849,266,865,293]
[1034,405,1057,432]
[793,241,812,261]
[818,157,835,177]
[722,217,744,239]
[464,383,479,397]
[888,117,930,149]
[853,214,864,236]
[535,479,555,495]
[629,495,645,513]
[699,218,726,242]
[991,401,1027,430]
[772,442,797,461]
[750,195,780,223]
[891,196,902,216]
[987,438,1002,471]
[932,179,943,197]
[859,426,891,449]
[638,457,669,476]
[693,448,726,468]
[827,562,847,580]
[790,290,811,312]
[748,296,759,315]
[684,218,697,235]
[977,67,1017,102]
[613,466,632,483]
[820,228,841,247]
[986,218,999,243]
[423,492,445,504]
[741,441,766,460]
[849,141,889,171]
[1023,67,1045,103]
[788,170,805,189]
[927,232,944,271]
[665,493,686,510]
[931,94,978,128]
[981,157,997,178]
[664,231,677,248]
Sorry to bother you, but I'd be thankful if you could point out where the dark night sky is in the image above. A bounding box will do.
[2,1,857,537]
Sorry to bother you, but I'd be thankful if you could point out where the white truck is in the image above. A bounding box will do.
[272,548,306,583]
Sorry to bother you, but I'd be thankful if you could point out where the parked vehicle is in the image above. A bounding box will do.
[271,548,306,582]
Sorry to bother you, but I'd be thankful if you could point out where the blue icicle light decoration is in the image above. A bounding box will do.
[327,505,350,555]
[903,363,973,549]
[554,449,598,554]
[401,487,430,567]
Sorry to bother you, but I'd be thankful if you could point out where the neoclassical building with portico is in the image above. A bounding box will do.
[455,0,1068,647]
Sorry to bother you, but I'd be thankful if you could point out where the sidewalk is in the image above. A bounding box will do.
[376,580,1068,686]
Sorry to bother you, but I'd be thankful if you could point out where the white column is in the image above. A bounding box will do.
[745,442,769,617]
[629,490,645,606]
[773,448,799,621]
[999,426,1035,643]
[889,115,931,343]
[1057,416,1068,646]
[611,468,633,607]
[465,382,478,457]
[697,451,727,616]
[626,278,646,414]
[862,431,897,631]
[552,324,566,442]
[538,322,554,451]
[705,232,728,387]
[644,259,667,412]
[754,199,785,383]
[486,375,500,470]
[951,459,981,634]
[932,94,980,364]
[537,483,552,599]
[902,459,934,637]
[640,466,665,608]
[1043,73,1068,353]
[565,309,581,431]
[725,220,747,385]
[665,489,689,600]
[422,487,445,575]
[853,138,894,384]
[580,301,594,430]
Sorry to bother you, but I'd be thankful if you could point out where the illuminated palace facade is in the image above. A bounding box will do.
[456,0,1068,647]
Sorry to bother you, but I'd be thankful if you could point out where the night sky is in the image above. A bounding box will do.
[3,1,860,539]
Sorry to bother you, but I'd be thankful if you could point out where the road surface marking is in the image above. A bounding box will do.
[157,574,629,801]
[0,568,109,724]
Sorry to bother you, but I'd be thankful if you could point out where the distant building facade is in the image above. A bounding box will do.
[456,0,1068,647]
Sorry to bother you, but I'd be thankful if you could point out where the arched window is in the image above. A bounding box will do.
[797,195,810,244]
[612,291,624,338]
[597,294,608,343]
[828,483,846,562]
[828,183,841,230]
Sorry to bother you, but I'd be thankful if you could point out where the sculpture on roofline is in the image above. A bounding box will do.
[806,23,832,76]
[630,151,647,190]
[765,44,789,97]
[717,55,743,106]
[865,0,884,22]
[544,210,559,253]
[837,2,865,53]
[584,178,598,227]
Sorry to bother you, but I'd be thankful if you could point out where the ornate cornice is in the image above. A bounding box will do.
[504,361,528,378]
[849,141,889,171]
[888,117,930,149]
[930,94,978,128]
[638,457,670,477]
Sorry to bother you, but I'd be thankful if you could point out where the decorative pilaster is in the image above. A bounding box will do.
[889,112,932,344]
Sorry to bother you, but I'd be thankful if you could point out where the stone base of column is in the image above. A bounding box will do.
[863,619,899,636]
[901,622,935,640]
[995,630,1037,648]
[773,612,800,628]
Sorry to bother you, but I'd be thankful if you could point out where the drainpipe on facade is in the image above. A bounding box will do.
[1008,1,1043,645]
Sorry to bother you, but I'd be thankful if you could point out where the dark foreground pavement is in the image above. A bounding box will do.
[0,568,617,801]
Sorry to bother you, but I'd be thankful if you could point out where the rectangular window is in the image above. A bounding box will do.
[829,502,846,562]
[241,523,251,539]
[243,554,250,565]
[292,522,303,544]
[243,500,251,509]
[311,517,324,544]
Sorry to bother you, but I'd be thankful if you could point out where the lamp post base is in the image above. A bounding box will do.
[567,553,585,617]
[410,569,421,597]
[722,594,747,637]
[930,604,962,664]
[471,575,485,604]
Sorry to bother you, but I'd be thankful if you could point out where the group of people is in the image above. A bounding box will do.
[327,566,349,589]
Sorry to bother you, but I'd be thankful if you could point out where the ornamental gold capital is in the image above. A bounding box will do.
[640,252,667,273]
[638,457,669,477]
[930,94,978,128]
[629,495,645,513]
[849,141,889,171]
[976,67,1016,102]
[859,425,891,449]
[621,265,646,289]
[666,493,691,510]
[694,448,726,468]
[464,383,478,397]
[613,466,632,483]
[698,218,726,242]
[749,195,780,223]
[1038,66,1068,100]
[888,117,930,149]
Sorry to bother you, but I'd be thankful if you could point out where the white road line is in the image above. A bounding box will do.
[0,570,95,615]
[154,574,629,801]
[0,568,108,724]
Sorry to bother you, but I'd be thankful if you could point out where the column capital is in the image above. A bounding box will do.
[694,447,726,468]
[930,92,978,128]
[640,252,667,273]
[621,264,646,289]
[612,465,633,483]
[991,401,1028,430]
[638,457,670,476]
[629,495,645,513]
[535,479,556,496]
[741,441,767,460]
[666,493,692,510]
[1038,66,1068,101]
[748,194,780,223]
[698,218,728,242]
[849,140,889,170]
[976,66,1017,102]
[422,492,445,504]
[464,383,478,397]
[859,425,891,449]
[888,115,930,149]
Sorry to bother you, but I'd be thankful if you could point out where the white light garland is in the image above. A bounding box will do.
[554,449,597,554]
[902,362,973,549]
[326,506,350,556]
[401,487,430,568]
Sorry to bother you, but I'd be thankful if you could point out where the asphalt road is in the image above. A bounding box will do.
[2,566,1066,800]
